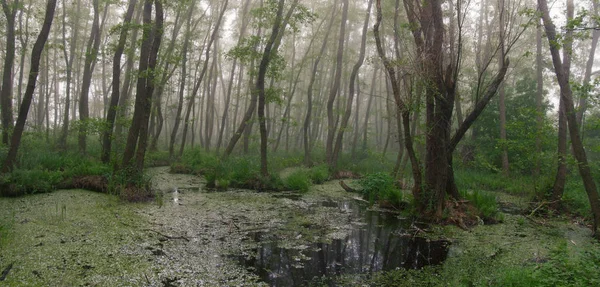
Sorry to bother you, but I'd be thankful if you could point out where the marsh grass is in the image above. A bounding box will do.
[284,169,311,192]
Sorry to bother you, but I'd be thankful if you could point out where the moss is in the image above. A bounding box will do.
[0,190,154,285]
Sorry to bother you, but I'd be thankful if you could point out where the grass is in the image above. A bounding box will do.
[284,169,311,192]
[459,189,499,220]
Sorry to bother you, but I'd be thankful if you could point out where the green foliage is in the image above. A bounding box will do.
[0,169,62,196]
[309,164,330,184]
[532,241,600,286]
[460,189,498,219]
[284,169,311,192]
[358,173,404,207]
[468,69,555,175]
[562,179,592,218]
[144,151,171,167]
[454,168,537,196]
[337,149,395,175]
[369,266,443,286]
[107,168,153,202]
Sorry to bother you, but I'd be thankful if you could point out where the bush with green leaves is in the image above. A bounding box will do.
[460,189,498,219]
[309,164,329,184]
[358,172,404,207]
[284,169,311,192]
[0,169,63,196]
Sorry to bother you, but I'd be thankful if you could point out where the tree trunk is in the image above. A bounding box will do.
[2,0,56,172]
[539,0,600,238]
[576,0,599,127]
[216,0,251,155]
[374,0,422,205]
[101,0,137,163]
[332,0,373,167]
[58,0,80,150]
[179,1,227,156]
[0,0,19,145]
[325,0,348,168]
[256,0,297,176]
[169,4,195,158]
[551,0,573,201]
[534,17,543,176]
[78,0,102,154]
[122,0,163,172]
[303,0,338,166]
[16,0,31,114]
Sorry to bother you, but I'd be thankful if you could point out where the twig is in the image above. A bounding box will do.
[529,200,560,217]
[144,229,190,242]
[0,263,13,281]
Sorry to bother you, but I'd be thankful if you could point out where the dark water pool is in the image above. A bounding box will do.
[235,200,450,286]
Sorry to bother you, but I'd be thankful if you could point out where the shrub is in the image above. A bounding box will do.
[284,169,311,192]
[460,189,498,219]
[358,172,404,207]
[309,164,329,184]
[0,169,62,196]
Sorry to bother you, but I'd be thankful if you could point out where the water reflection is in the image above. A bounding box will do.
[237,201,450,286]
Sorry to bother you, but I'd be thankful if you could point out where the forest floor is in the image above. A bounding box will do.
[0,166,597,286]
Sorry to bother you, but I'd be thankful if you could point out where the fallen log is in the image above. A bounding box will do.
[339,181,360,193]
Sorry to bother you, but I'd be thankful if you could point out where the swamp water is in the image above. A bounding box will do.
[235,200,450,286]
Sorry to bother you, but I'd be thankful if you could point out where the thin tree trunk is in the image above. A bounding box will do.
[0,0,19,145]
[2,0,56,172]
[78,0,102,154]
[303,1,338,166]
[169,4,195,158]
[534,17,543,176]
[58,0,80,150]
[216,0,251,154]
[539,0,600,238]
[180,1,227,156]
[374,0,422,203]
[332,0,372,166]
[101,0,137,163]
[552,0,574,201]
[576,0,599,127]
[362,68,377,151]
[325,0,348,167]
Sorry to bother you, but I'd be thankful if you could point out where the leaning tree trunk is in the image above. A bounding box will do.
[101,0,137,163]
[2,0,57,172]
[539,0,600,238]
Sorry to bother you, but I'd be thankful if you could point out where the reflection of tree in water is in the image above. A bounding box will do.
[237,202,450,286]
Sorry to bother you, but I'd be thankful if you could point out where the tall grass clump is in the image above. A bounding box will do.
[459,189,499,220]
[309,164,330,184]
[284,169,311,192]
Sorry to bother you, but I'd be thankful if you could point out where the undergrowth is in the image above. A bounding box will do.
[358,172,405,208]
